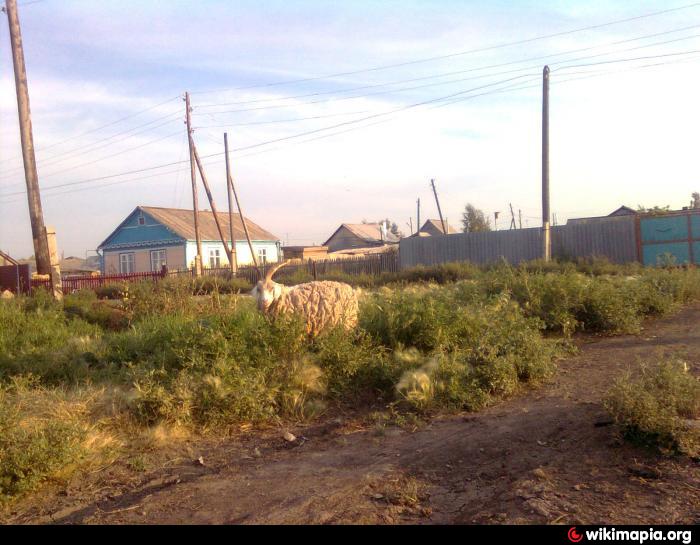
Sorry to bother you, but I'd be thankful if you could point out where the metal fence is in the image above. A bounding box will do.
[399,216,639,268]
[28,252,400,294]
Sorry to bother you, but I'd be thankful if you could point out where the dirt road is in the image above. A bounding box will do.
[14,305,700,524]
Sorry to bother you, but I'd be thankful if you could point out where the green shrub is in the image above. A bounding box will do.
[0,298,102,384]
[604,359,700,456]
[577,279,642,334]
[0,379,85,502]
[94,283,127,300]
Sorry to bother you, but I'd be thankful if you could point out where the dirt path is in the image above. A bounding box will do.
[14,305,700,524]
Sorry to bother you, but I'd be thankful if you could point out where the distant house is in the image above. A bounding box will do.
[60,256,99,276]
[97,206,281,274]
[0,250,18,267]
[413,218,458,236]
[568,205,638,225]
[282,246,328,261]
[608,205,637,217]
[322,223,400,253]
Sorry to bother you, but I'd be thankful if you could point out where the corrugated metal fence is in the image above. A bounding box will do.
[400,216,638,268]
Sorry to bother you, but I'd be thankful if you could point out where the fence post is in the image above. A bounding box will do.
[312,260,317,280]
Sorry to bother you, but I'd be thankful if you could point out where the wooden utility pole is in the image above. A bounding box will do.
[430,179,447,235]
[5,0,54,283]
[192,145,233,267]
[224,133,237,274]
[225,150,260,276]
[509,203,517,230]
[185,92,203,275]
[416,198,421,232]
[518,209,523,229]
[542,66,552,261]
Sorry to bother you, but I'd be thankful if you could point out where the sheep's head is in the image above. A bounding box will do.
[251,261,288,311]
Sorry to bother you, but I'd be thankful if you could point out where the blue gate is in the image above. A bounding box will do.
[639,211,700,266]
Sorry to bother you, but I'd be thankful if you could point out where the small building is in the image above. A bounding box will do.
[98,206,281,274]
[568,205,639,225]
[323,223,400,253]
[60,256,100,276]
[414,218,458,236]
[608,205,637,217]
[282,245,328,261]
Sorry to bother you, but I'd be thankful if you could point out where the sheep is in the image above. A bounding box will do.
[250,261,360,337]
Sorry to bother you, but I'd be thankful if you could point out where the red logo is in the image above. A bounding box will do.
[568,527,583,543]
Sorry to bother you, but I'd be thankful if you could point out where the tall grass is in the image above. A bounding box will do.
[604,359,700,457]
[1,259,700,501]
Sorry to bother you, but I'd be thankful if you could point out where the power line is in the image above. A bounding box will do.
[194,23,700,110]
[1,49,698,202]
[0,95,180,164]
[0,74,538,200]
[190,2,700,95]
[36,130,182,180]
[193,110,368,128]
[0,111,182,181]
[192,34,700,118]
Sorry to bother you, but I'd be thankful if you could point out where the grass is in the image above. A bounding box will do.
[604,358,700,457]
[1,258,699,502]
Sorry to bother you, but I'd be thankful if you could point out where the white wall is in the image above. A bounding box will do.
[185,240,280,268]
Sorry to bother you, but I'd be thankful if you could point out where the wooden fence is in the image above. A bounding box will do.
[29,252,399,294]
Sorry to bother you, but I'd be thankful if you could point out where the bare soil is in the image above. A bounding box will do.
[6,305,700,525]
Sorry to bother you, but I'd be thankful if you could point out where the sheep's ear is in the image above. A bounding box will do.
[265,261,288,282]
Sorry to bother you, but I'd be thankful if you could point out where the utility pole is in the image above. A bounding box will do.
[542,66,552,261]
[185,92,203,275]
[225,148,260,276]
[408,217,413,235]
[430,178,447,235]
[5,0,55,284]
[224,133,237,274]
[494,211,500,231]
[509,203,517,230]
[192,145,233,267]
[518,209,523,229]
[416,198,421,233]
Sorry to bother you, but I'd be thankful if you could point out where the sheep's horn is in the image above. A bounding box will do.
[265,260,288,282]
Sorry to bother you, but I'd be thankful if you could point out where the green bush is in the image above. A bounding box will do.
[0,379,85,502]
[0,298,102,384]
[604,359,700,456]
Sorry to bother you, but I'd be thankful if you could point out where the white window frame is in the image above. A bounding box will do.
[257,247,267,263]
[150,249,167,272]
[119,252,135,274]
[209,248,221,268]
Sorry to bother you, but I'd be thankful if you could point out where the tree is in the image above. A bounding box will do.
[377,218,403,238]
[692,192,700,209]
[637,204,671,215]
[461,204,491,233]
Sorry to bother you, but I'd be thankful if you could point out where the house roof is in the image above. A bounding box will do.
[608,205,637,217]
[323,223,400,246]
[100,206,279,249]
[142,206,279,242]
[419,219,458,234]
[0,250,18,265]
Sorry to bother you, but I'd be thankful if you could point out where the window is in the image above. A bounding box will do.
[119,253,135,274]
[138,215,145,225]
[150,249,167,272]
[257,247,267,263]
[209,248,221,268]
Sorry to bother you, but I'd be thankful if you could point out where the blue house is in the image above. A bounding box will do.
[97,206,281,274]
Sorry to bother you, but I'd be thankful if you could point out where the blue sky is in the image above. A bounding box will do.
[1,0,699,257]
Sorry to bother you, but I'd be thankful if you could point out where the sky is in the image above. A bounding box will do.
[1,0,699,258]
